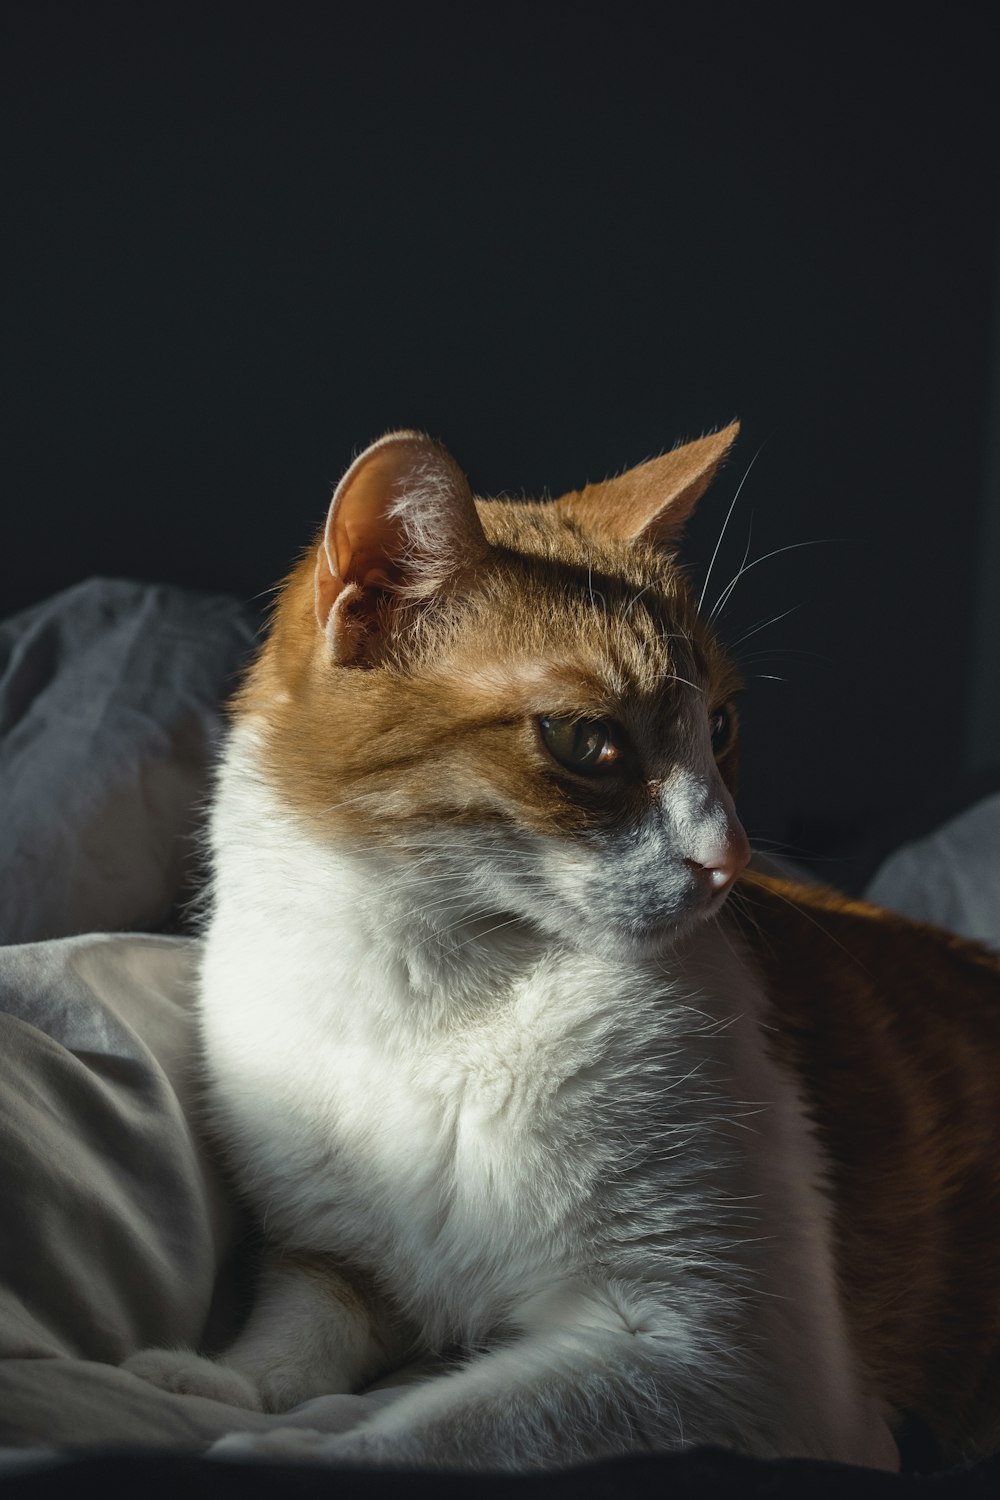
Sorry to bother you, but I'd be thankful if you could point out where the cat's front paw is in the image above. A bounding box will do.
[122,1349,264,1411]
[210,1426,336,1463]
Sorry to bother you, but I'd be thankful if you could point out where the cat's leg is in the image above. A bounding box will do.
[211,1282,899,1470]
[210,1283,767,1468]
[213,1318,662,1467]
[124,1253,404,1412]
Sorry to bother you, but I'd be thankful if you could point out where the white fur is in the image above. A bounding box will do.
[148,718,900,1472]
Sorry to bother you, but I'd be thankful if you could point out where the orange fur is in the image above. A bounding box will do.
[734,873,1000,1457]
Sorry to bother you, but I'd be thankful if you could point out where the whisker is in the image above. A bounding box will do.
[709,539,833,624]
[447,912,532,955]
[698,438,768,615]
[739,647,832,662]
[709,515,754,629]
[725,890,774,961]
[664,672,704,694]
[621,583,656,620]
[728,604,801,652]
[408,905,510,951]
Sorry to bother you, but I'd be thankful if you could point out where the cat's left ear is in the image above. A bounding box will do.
[553,422,740,547]
[315,431,489,665]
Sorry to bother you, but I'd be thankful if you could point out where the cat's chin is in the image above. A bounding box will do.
[559,902,718,964]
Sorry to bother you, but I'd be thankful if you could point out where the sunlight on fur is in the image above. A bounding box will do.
[123,426,1000,1472]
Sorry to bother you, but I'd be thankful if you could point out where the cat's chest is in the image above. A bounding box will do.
[202,938,715,1329]
[241,968,631,1237]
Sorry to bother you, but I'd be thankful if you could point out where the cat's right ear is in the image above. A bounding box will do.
[315,431,488,665]
[552,422,740,548]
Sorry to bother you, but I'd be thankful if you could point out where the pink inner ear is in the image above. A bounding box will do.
[313,430,488,651]
[330,457,411,588]
[314,476,405,645]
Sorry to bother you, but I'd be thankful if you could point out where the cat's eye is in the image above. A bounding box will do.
[538,716,622,774]
[709,703,735,756]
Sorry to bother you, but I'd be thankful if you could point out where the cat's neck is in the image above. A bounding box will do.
[209,721,550,1032]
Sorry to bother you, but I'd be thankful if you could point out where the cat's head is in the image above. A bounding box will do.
[240,427,750,960]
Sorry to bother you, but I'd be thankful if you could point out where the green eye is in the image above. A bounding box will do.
[538,716,622,774]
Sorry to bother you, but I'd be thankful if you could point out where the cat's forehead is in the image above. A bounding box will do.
[420,504,711,716]
[474,497,699,656]
[476,495,672,570]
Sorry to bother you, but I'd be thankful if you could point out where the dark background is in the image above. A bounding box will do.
[3,0,998,887]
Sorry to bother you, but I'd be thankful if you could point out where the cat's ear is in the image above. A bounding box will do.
[553,422,740,547]
[315,431,488,664]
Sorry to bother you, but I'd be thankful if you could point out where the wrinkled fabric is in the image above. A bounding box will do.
[0,936,223,1367]
[0,579,256,944]
[0,931,407,1449]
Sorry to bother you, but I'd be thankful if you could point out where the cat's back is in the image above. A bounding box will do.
[734,870,1000,1457]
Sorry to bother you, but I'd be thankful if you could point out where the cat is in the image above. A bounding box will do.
[125,424,1000,1472]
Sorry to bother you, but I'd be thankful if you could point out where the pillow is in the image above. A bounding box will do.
[0,579,256,945]
[864,793,1000,951]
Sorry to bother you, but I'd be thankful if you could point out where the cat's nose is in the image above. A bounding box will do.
[684,832,750,897]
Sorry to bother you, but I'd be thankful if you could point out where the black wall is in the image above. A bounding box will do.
[4,1,998,880]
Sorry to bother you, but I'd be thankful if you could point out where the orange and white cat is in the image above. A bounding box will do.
[126,426,1000,1471]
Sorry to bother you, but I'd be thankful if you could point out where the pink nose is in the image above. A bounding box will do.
[684,836,750,896]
